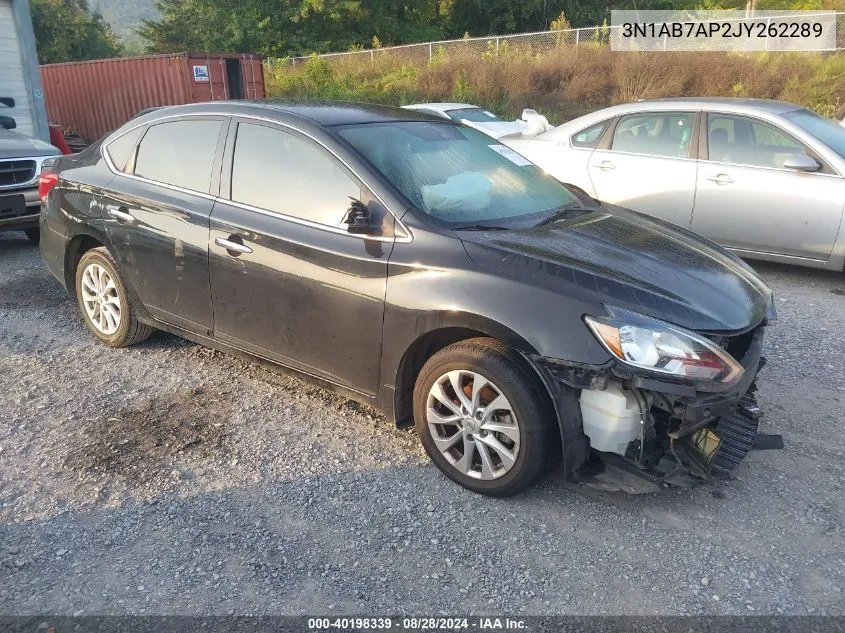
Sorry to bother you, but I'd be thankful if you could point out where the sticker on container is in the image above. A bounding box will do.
[488,144,531,166]
[192,65,210,82]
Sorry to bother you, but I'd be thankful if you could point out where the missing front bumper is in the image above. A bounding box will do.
[529,323,770,493]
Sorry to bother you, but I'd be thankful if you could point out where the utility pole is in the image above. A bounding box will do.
[745,0,758,18]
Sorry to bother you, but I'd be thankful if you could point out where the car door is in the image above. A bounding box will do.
[588,111,698,228]
[208,119,396,397]
[101,116,226,334]
[562,119,613,194]
[691,112,844,261]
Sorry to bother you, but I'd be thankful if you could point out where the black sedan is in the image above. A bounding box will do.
[39,101,775,497]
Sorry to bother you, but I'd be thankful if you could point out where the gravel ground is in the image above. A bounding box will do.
[1,231,844,616]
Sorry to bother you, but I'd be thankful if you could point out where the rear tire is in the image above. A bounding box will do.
[24,228,39,245]
[413,337,556,497]
[75,247,153,347]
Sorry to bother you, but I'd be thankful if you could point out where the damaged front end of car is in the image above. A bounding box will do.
[527,303,775,494]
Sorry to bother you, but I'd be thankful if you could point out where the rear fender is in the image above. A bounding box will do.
[61,226,154,325]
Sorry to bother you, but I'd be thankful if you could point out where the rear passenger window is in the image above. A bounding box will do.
[611,112,694,158]
[230,122,360,227]
[571,121,609,148]
[134,119,223,193]
[105,127,144,172]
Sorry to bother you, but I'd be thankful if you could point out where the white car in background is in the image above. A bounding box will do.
[504,97,845,271]
[403,103,552,139]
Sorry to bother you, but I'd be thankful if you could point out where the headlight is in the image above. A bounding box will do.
[584,307,744,383]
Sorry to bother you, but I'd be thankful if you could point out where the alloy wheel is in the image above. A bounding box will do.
[426,370,520,480]
[80,262,122,335]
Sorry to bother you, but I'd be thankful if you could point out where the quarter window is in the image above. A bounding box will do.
[134,119,223,193]
[105,127,144,172]
[571,121,609,149]
[230,122,360,227]
[611,112,694,158]
[707,114,807,169]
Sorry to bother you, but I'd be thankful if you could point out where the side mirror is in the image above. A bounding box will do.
[345,198,371,234]
[0,116,16,130]
[782,154,820,172]
[0,97,14,108]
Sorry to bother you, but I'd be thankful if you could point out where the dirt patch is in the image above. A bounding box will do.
[63,387,227,484]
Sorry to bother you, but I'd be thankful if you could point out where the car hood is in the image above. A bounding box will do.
[459,206,773,333]
[0,129,60,158]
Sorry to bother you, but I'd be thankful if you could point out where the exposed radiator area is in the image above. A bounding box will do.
[712,389,761,477]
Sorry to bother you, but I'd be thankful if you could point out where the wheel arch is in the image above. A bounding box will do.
[389,314,540,427]
[63,229,153,325]
[64,229,109,294]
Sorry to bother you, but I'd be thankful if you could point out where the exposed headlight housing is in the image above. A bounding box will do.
[584,307,744,383]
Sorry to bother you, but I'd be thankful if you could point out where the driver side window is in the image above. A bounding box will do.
[707,114,808,169]
[230,122,361,228]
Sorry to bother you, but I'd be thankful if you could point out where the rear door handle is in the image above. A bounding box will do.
[706,173,735,185]
[108,206,135,223]
[215,236,253,255]
[591,160,616,171]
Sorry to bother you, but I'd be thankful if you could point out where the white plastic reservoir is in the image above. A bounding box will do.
[579,382,642,455]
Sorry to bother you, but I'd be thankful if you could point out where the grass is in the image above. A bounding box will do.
[264,46,845,123]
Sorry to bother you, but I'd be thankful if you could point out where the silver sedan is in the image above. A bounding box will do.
[505,98,845,271]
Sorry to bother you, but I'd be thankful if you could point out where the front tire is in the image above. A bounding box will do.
[75,247,153,347]
[413,338,557,497]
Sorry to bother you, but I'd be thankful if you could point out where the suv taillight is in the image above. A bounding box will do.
[39,171,58,203]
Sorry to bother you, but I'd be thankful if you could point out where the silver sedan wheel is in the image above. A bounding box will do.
[80,263,122,335]
[426,370,520,480]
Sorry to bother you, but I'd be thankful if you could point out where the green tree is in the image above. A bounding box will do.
[138,0,844,56]
[30,0,122,64]
[441,0,608,35]
[139,0,446,56]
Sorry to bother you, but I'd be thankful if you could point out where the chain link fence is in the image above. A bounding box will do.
[265,12,845,71]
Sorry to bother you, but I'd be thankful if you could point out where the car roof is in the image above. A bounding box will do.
[636,97,802,114]
[540,97,805,141]
[129,99,445,129]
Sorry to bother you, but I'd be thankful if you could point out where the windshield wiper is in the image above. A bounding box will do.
[452,224,511,231]
[533,204,594,227]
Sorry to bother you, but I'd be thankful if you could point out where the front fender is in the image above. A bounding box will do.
[379,229,613,417]
[381,252,612,387]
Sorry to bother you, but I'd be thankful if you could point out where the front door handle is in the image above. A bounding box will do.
[706,173,735,185]
[108,206,135,223]
[591,160,616,171]
[215,236,253,255]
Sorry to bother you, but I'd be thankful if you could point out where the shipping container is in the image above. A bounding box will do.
[40,52,265,144]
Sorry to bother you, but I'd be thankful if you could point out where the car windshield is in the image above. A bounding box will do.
[445,107,503,123]
[783,108,845,159]
[337,121,578,227]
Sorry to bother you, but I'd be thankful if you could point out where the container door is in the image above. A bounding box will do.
[225,58,244,99]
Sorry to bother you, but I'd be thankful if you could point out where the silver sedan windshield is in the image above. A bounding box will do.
[783,108,845,159]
